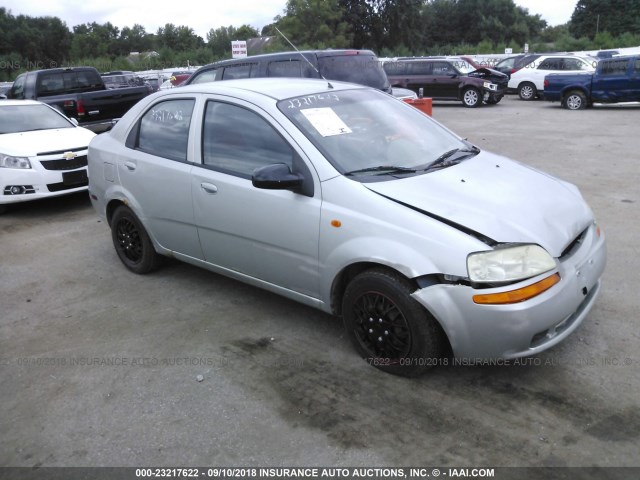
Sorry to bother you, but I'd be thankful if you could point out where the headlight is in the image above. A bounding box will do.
[483,81,498,91]
[0,154,31,169]
[467,244,556,283]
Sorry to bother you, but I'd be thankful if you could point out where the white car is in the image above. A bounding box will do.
[508,55,596,100]
[0,100,96,214]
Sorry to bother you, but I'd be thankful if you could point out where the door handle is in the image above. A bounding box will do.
[124,161,136,171]
[200,182,218,194]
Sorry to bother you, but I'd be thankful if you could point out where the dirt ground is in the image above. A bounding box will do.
[1,96,639,468]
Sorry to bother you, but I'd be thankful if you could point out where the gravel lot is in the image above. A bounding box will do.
[1,96,639,468]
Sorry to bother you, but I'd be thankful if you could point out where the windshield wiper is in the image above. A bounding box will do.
[424,146,479,172]
[344,165,417,176]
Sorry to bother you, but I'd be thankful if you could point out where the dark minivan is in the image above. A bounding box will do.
[183,50,392,93]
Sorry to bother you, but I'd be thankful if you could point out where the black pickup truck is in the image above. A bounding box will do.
[5,67,150,131]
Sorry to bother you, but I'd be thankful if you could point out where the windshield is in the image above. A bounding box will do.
[450,60,475,74]
[317,55,391,92]
[278,89,468,179]
[0,104,74,134]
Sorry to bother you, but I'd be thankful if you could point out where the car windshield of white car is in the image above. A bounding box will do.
[278,89,467,180]
[0,104,73,134]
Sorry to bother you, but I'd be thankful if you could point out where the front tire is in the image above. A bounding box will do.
[518,82,537,101]
[462,88,481,108]
[342,268,447,377]
[562,90,587,110]
[111,205,161,274]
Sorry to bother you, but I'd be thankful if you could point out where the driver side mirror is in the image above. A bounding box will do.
[252,163,304,191]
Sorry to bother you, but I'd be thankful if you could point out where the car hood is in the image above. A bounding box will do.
[364,151,593,257]
[0,127,95,156]
[468,67,509,84]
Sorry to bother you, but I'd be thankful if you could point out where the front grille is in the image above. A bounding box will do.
[40,155,88,171]
[37,146,86,156]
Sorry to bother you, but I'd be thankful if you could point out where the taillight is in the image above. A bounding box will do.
[544,79,549,88]
[63,100,75,108]
[510,68,517,74]
[76,98,85,116]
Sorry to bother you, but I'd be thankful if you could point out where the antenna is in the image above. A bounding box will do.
[274,26,333,89]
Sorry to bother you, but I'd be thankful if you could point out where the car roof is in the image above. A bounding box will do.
[174,77,367,101]
[195,50,378,71]
[0,99,42,107]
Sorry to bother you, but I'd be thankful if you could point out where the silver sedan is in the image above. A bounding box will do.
[88,78,606,376]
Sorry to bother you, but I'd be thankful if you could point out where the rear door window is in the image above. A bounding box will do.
[538,58,563,70]
[383,62,406,75]
[267,60,303,77]
[431,62,456,75]
[132,99,195,162]
[407,62,432,75]
[562,58,591,71]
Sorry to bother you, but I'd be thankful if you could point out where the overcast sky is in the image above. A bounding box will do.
[3,0,577,39]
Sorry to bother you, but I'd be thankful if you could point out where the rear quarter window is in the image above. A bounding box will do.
[190,69,220,84]
[221,64,254,80]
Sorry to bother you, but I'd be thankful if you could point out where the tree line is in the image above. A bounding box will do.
[2,0,640,81]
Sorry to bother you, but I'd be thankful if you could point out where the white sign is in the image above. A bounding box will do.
[301,108,352,137]
[524,43,529,53]
[231,40,247,58]
[505,48,513,54]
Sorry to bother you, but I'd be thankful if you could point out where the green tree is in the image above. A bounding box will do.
[206,24,259,59]
[570,0,640,38]
[156,24,204,51]
[71,22,120,59]
[119,24,153,56]
[275,0,353,49]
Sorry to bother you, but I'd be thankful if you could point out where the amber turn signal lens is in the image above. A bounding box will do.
[331,220,342,228]
[473,273,561,305]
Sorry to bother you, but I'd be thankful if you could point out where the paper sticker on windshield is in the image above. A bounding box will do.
[301,108,352,137]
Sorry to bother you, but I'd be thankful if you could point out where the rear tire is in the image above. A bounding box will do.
[562,90,587,110]
[518,82,537,101]
[342,268,447,377]
[111,205,161,274]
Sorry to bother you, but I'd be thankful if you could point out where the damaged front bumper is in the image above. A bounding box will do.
[412,223,607,360]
